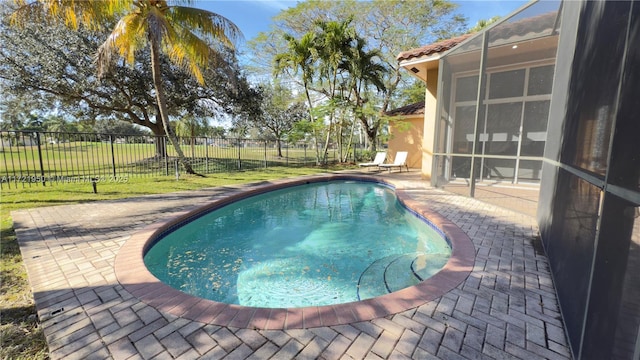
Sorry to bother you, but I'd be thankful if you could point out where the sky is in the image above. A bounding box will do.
[194,0,531,43]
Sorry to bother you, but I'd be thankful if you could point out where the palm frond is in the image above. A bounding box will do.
[163,24,212,84]
[9,0,133,30]
[168,6,242,48]
[9,0,45,27]
[96,12,145,77]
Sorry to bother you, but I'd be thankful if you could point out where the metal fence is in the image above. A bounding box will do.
[1,130,363,188]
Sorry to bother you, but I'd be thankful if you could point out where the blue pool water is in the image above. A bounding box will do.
[144,180,451,308]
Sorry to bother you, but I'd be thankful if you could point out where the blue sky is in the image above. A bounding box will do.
[194,0,530,42]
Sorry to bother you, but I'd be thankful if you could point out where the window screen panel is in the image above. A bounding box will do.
[528,65,555,95]
[489,69,525,99]
[485,102,523,156]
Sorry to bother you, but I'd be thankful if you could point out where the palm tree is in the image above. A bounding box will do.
[273,32,322,164]
[10,0,241,174]
[341,37,386,152]
[314,18,356,164]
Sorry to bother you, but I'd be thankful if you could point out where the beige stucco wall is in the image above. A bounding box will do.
[421,68,439,181]
[388,67,439,177]
[387,115,424,169]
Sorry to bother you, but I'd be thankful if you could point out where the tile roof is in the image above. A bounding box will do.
[397,34,473,62]
[386,101,425,116]
[397,11,559,62]
[488,11,558,43]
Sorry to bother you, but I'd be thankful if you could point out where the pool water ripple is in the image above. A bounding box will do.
[143,180,451,308]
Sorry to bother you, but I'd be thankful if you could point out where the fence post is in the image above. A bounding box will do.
[35,132,46,186]
[205,137,209,174]
[164,137,169,176]
[110,134,117,177]
[237,139,241,170]
[264,140,268,168]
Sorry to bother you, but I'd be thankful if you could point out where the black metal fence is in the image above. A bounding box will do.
[0,131,364,188]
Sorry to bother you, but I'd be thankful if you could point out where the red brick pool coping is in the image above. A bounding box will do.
[114,174,475,330]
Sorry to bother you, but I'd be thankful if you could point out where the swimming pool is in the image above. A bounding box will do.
[144,180,451,308]
[115,174,475,329]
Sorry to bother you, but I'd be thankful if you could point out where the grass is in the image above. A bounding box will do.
[1,215,49,360]
[0,165,350,359]
[0,140,320,177]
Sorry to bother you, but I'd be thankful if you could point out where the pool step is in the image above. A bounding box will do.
[384,254,422,292]
[357,252,449,300]
[411,253,449,281]
[357,254,401,300]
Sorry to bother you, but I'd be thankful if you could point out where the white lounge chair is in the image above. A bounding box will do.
[358,152,386,170]
[378,151,409,172]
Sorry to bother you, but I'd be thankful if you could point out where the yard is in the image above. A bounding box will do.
[0,166,346,359]
[1,136,328,189]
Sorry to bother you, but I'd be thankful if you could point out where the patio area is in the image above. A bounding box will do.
[12,171,571,359]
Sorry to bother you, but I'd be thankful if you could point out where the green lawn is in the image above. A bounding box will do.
[0,165,349,359]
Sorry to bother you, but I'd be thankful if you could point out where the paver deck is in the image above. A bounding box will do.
[12,171,572,359]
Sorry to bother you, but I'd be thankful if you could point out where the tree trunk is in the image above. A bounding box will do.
[149,39,195,174]
[303,84,321,165]
[148,118,167,157]
[358,114,377,152]
[322,120,332,164]
[343,119,356,162]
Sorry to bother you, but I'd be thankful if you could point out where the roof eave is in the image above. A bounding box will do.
[399,53,442,82]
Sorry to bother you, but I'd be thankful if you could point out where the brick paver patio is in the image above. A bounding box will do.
[12,172,572,359]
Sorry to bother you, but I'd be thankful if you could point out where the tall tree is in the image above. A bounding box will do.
[250,84,306,157]
[314,17,357,162]
[364,0,465,114]
[273,31,322,163]
[341,37,386,152]
[9,0,242,174]
[274,17,388,161]
[0,9,254,157]
[249,0,466,150]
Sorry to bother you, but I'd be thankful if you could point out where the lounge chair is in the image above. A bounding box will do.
[358,152,386,170]
[378,151,409,172]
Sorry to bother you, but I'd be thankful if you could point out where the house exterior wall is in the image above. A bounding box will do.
[421,68,439,180]
[388,115,423,169]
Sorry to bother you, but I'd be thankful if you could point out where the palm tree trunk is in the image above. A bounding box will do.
[343,119,356,162]
[149,39,195,174]
[322,117,332,164]
[303,85,321,165]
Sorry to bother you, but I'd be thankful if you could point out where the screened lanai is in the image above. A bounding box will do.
[433,1,562,191]
[395,1,640,358]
